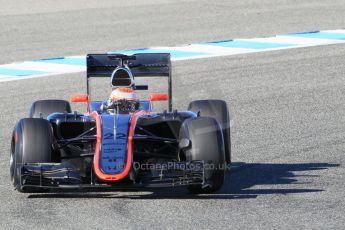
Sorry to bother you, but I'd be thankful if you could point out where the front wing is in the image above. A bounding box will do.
[18,161,205,190]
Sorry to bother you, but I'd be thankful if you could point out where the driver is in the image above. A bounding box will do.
[102,87,138,111]
[101,66,140,112]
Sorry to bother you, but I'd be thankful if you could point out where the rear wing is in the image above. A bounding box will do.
[87,53,171,77]
[86,53,172,111]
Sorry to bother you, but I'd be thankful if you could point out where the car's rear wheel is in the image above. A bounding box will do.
[188,100,231,164]
[29,100,71,119]
[11,118,54,193]
[180,117,226,194]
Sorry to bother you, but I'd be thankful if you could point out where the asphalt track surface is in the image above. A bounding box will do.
[1,0,345,229]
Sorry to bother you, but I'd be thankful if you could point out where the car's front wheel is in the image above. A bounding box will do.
[188,99,231,165]
[179,117,226,194]
[11,118,54,192]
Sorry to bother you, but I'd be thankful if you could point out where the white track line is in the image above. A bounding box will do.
[0,29,344,82]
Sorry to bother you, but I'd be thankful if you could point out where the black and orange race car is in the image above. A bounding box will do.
[10,53,231,194]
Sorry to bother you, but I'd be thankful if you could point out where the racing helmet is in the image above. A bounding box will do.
[110,87,137,101]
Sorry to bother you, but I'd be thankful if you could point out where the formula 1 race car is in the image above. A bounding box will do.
[10,53,231,194]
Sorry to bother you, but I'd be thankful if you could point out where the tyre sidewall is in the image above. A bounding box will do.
[11,119,53,192]
[188,100,231,164]
[180,117,225,193]
[11,122,24,189]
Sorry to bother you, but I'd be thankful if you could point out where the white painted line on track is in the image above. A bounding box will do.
[0,29,344,82]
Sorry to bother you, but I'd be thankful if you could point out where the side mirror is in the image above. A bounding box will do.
[149,93,168,102]
[70,94,89,103]
[70,94,90,113]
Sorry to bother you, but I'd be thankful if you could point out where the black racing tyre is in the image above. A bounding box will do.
[10,118,54,193]
[29,100,71,119]
[180,117,226,194]
[188,100,231,164]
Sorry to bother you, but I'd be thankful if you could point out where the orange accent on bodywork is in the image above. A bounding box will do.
[70,94,90,113]
[90,111,143,181]
[149,93,168,102]
[70,94,89,103]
